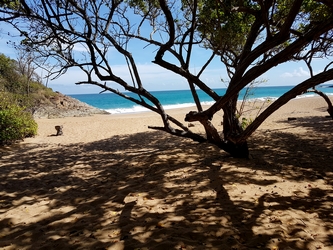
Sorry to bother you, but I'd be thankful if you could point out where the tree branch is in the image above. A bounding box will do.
[239,68,333,141]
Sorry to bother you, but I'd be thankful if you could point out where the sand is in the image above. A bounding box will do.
[0,96,332,250]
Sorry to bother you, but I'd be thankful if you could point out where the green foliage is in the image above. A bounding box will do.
[236,80,271,130]
[197,0,332,57]
[0,53,56,145]
[197,0,256,55]
[240,117,252,130]
[0,53,16,78]
[29,81,55,97]
[126,0,160,14]
[0,93,37,145]
[0,53,56,108]
[0,0,20,9]
[275,0,332,32]
[0,53,24,94]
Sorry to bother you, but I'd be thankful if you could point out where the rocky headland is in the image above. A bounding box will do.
[32,92,109,119]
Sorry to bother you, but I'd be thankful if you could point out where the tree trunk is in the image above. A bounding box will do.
[185,110,249,158]
[224,140,249,159]
[222,96,249,158]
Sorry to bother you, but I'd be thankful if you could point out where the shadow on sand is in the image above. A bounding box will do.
[0,116,332,249]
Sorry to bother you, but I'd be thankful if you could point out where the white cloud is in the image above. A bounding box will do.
[281,67,310,78]
[73,43,89,52]
[46,63,187,93]
[46,62,227,94]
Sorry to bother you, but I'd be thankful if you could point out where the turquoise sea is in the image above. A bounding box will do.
[70,85,333,114]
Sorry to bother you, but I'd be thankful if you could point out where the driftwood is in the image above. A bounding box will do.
[55,125,63,136]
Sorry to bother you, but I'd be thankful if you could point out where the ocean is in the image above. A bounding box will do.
[70,85,333,114]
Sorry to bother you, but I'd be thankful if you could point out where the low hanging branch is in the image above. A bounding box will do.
[306,88,333,119]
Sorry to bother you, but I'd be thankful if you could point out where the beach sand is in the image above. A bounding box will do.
[0,96,332,249]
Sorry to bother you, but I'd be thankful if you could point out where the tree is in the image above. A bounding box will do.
[0,53,38,145]
[0,52,22,93]
[1,0,333,157]
[0,92,37,145]
[0,51,39,94]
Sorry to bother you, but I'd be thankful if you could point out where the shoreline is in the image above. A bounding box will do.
[101,93,333,115]
[56,95,333,121]
[22,95,332,146]
[70,89,333,115]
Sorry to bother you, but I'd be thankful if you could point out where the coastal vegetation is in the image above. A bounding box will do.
[0,53,53,144]
[0,52,108,144]
[0,92,37,144]
[1,0,332,157]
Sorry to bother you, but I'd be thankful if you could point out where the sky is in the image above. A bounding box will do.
[1,21,332,95]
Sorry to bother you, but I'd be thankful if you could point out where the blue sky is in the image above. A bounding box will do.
[1,22,332,95]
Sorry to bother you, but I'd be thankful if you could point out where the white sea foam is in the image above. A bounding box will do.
[104,92,333,114]
[246,96,278,102]
[105,106,150,114]
[295,94,316,99]
[105,102,202,114]
[163,103,197,110]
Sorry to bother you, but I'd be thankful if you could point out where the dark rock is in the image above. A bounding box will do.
[55,125,63,136]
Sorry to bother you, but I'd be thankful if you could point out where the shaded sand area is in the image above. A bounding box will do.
[1,96,333,249]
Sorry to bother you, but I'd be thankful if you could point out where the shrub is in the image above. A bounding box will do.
[0,93,37,145]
